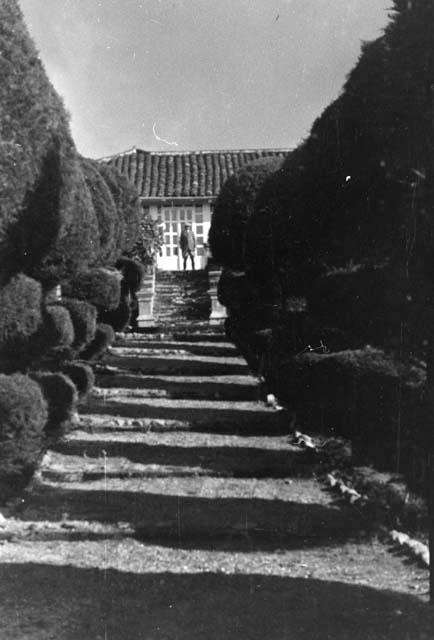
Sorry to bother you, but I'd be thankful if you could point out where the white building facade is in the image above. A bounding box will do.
[104,148,289,271]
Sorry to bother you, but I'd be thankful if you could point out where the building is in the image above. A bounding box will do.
[104,148,290,270]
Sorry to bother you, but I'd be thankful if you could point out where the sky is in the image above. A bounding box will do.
[20,0,391,159]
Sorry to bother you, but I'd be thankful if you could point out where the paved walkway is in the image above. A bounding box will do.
[0,272,432,639]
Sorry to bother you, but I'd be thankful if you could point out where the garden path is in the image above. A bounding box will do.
[0,271,432,639]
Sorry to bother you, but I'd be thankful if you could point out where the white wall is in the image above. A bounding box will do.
[147,202,213,271]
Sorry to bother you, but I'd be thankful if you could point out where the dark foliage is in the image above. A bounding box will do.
[60,362,95,399]
[128,203,164,266]
[81,323,116,361]
[278,348,427,485]
[30,371,78,438]
[115,257,145,294]
[0,1,100,285]
[96,162,141,256]
[29,303,75,360]
[80,157,121,265]
[0,274,43,371]
[58,298,97,353]
[99,297,131,333]
[62,267,121,312]
[209,157,284,270]
[0,373,48,500]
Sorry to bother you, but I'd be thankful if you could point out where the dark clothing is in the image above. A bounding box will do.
[180,229,196,253]
[183,250,195,270]
[180,229,196,270]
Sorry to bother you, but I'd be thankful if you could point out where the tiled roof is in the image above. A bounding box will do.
[101,147,290,200]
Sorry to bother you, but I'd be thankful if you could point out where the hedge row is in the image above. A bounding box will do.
[213,1,434,492]
[0,3,147,502]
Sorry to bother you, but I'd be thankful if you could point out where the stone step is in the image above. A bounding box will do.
[19,476,360,541]
[81,396,284,429]
[50,431,309,480]
[40,450,216,482]
[95,373,261,401]
[78,412,290,436]
[105,348,248,375]
[113,339,238,357]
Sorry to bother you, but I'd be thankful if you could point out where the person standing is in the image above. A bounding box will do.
[180,223,196,270]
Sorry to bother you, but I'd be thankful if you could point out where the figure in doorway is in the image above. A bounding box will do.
[180,223,196,270]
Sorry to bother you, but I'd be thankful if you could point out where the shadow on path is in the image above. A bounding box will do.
[53,440,314,478]
[0,564,431,640]
[17,489,367,550]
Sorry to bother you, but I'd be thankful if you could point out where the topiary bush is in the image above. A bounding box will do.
[96,162,141,257]
[30,371,78,438]
[60,362,95,400]
[99,298,131,333]
[0,274,43,371]
[81,323,116,361]
[62,267,121,312]
[0,373,48,501]
[209,156,284,271]
[115,257,145,294]
[0,1,100,285]
[28,303,75,362]
[80,157,120,265]
[58,298,97,353]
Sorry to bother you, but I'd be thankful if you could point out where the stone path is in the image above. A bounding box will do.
[0,271,432,639]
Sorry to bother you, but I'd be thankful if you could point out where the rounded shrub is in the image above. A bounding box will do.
[58,298,97,353]
[0,373,48,500]
[81,323,116,361]
[30,371,78,438]
[115,257,145,294]
[62,267,122,311]
[31,303,75,355]
[0,274,43,371]
[99,298,131,333]
[60,362,95,399]
[209,156,284,270]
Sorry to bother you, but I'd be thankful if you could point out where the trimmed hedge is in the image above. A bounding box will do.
[0,373,48,500]
[306,265,432,357]
[209,156,284,270]
[99,297,131,333]
[60,362,95,399]
[30,371,78,438]
[31,304,75,356]
[81,323,116,361]
[59,298,97,353]
[62,267,122,312]
[0,274,43,371]
[96,162,141,257]
[80,157,120,265]
[115,257,144,294]
[0,1,100,284]
[277,348,427,486]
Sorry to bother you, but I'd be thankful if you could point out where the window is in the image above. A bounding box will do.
[165,223,170,232]
[171,210,178,221]
[165,235,170,244]
[195,213,203,223]
[166,246,171,256]
[173,235,178,244]
[173,247,178,256]
[196,225,203,234]
[197,236,204,246]
[187,209,193,221]
[197,247,204,256]
[171,222,177,232]
[164,210,170,221]
[180,210,186,221]
[195,205,203,213]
